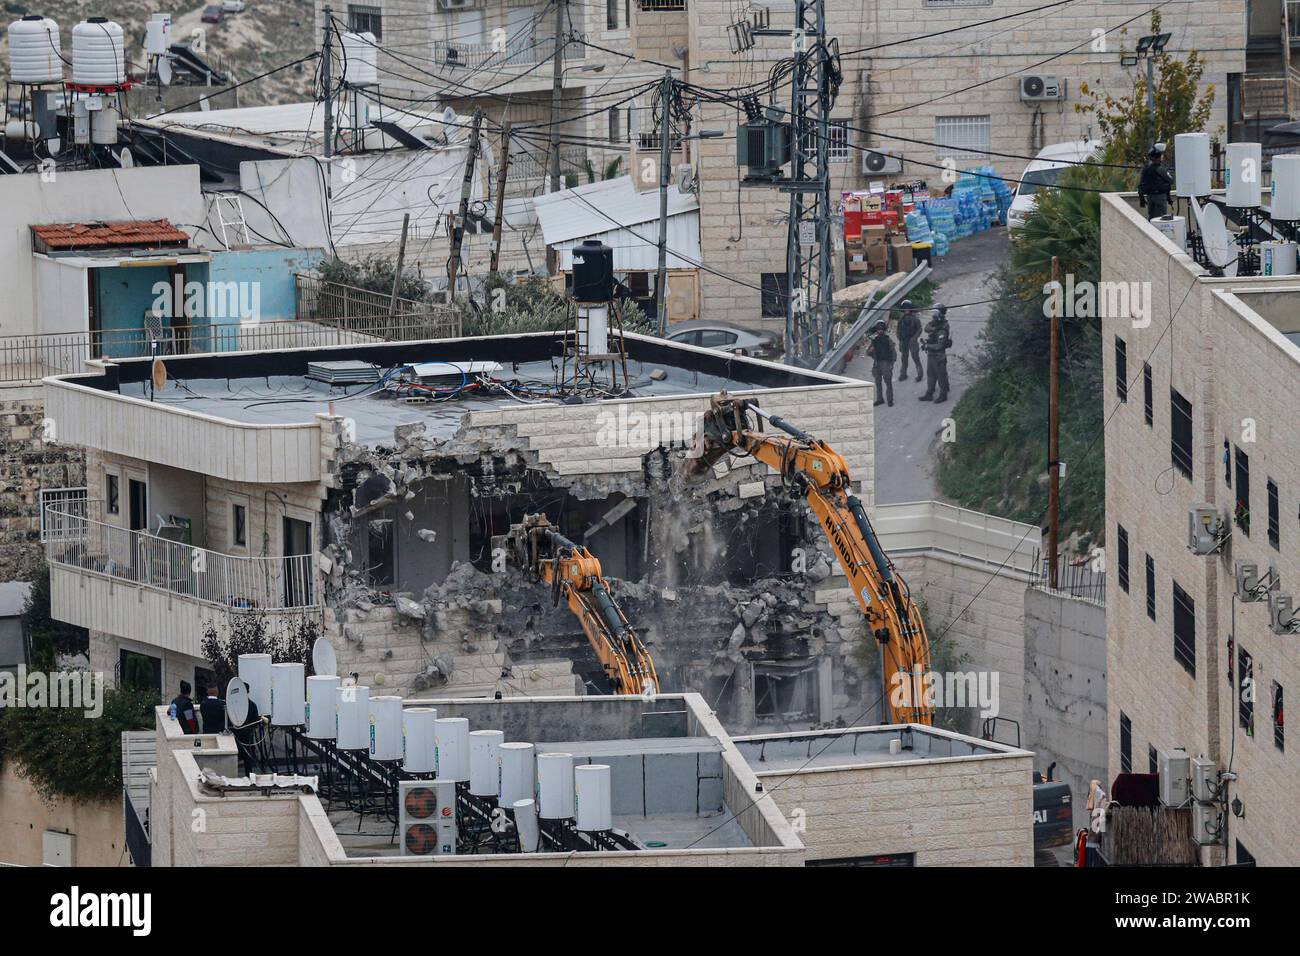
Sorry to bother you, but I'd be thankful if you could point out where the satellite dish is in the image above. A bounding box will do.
[225,677,249,728]
[158,57,173,87]
[312,637,338,678]
[443,107,457,125]
[1199,203,1239,270]
[151,356,168,391]
[116,147,134,168]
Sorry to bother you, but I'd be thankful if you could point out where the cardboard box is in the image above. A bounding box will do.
[890,241,914,273]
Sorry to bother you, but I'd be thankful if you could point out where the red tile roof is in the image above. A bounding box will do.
[30,219,192,253]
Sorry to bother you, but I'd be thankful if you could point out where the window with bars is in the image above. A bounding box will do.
[1173,581,1195,676]
[608,106,621,144]
[1143,363,1153,425]
[761,273,790,318]
[347,4,382,40]
[1267,478,1280,549]
[1119,712,1132,773]
[1171,388,1193,480]
[1239,646,1254,734]
[1273,681,1284,751]
[1234,447,1250,535]
[802,121,851,164]
[1115,336,1128,402]
[1117,524,1130,592]
[934,115,991,161]
[1145,554,1155,620]
[638,0,686,10]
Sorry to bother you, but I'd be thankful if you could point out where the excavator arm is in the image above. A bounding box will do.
[505,514,659,697]
[688,393,933,725]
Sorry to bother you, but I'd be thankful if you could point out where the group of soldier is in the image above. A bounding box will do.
[863,299,952,407]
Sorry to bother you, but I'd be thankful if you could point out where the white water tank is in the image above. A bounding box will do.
[1225,142,1263,208]
[1152,215,1187,249]
[369,695,403,761]
[1173,132,1211,198]
[402,707,437,773]
[145,14,172,57]
[340,31,378,86]
[335,683,370,750]
[72,18,126,86]
[537,752,575,820]
[7,16,63,84]
[1271,154,1300,220]
[270,662,306,726]
[304,675,339,738]
[1261,241,1298,276]
[513,798,540,852]
[434,717,470,781]
[574,764,612,832]
[498,742,536,806]
[469,729,504,796]
[237,653,272,714]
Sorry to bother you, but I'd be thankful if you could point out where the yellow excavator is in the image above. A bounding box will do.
[688,392,934,725]
[506,514,659,697]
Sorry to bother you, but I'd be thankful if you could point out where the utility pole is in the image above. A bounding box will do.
[545,0,567,274]
[447,109,484,296]
[322,6,334,160]
[1047,255,1061,590]
[388,212,410,322]
[489,122,512,275]
[1146,55,1156,149]
[655,69,673,336]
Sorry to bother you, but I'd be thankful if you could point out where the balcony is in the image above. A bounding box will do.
[43,498,320,660]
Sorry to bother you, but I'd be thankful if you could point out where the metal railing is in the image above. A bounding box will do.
[39,487,88,541]
[431,33,583,69]
[294,274,461,340]
[1029,549,1106,605]
[43,501,319,611]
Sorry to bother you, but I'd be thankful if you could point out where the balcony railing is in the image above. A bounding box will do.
[43,501,319,611]
[294,274,461,340]
[431,33,583,70]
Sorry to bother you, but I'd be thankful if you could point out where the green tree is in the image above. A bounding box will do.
[1076,12,1217,169]
[460,271,655,337]
[20,562,88,670]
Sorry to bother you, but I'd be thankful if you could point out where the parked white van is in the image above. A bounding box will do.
[1006,140,1102,231]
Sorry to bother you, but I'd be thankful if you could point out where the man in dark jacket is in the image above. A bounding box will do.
[198,684,226,735]
[1138,144,1172,219]
[918,308,952,404]
[866,319,896,407]
[168,680,199,735]
[894,299,923,382]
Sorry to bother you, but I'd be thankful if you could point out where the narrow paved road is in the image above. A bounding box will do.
[844,227,1010,504]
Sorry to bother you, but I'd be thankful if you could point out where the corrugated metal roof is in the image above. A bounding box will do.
[31,219,191,252]
[532,175,699,246]
[557,212,701,272]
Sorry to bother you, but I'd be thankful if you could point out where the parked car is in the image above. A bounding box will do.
[222,0,246,11]
[666,320,780,360]
[1006,139,1102,232]
[201,5,224,23]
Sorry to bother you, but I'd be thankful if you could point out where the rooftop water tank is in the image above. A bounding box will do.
[469,729,504,796]
[571,239,614,303]
[368,695,403,761]
[304,675,340,739]
[269,662,306,726]
[1271,154,1300,220]
[340,31,379,86]
[237,653,272,714]
[402,707,437,774]
[71,18,125,86]
[434,717,470,781]
[1225,142,1262,208]
[335,684,370,750]
[7,16,63,84]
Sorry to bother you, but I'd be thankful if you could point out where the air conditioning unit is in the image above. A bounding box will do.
[1235,561,1263,602]
[1020,74,1065,102]
[398,780,458,856]
[1188,504,1225,555]
[862,148,903,175]
[1192,801,1221,846]
[1158,748,1190,808]
[1190,757,1218,804]
[1268,591,1299,634]
[438,0,475,9]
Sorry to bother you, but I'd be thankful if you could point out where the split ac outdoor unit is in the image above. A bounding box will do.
[438,0,475,10]
[862,148,903,175]
[1020,74,1064,102]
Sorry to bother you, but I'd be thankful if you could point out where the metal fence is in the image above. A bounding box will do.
[124,794,151,867]
[43,501,318,610]
[1030,549,1106,605]
[294,273,461,340]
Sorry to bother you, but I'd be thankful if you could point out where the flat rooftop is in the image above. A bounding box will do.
[734,724,1027,773]
[61,330,853,446]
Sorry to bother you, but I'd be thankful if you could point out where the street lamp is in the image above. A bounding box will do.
[1129,32,1173,150]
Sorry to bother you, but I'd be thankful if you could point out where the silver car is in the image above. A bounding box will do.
[666,321,780,360]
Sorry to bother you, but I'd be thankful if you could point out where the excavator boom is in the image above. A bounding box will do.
[505,514,659,697]
[690,393,934,724]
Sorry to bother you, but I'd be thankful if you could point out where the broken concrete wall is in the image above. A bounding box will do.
[1023,586,1106,828]
[0,395,84,580]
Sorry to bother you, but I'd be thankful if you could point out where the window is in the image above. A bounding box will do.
[1272,681,1284,751]
[1239,646,1254,734]
[232,502,247,548]
[760,273,789,318]
[1116,524,1130,592]
[1148,744,1158,774]
[1267,478,1280,549]
[1115,336,1128,402]
[120,649,161,696]
[1143,363,1153,425]
[924,0,992,6]
[347,4,382,40]
[638,0,686,10]
[803,121,850,163]
[105,473,120,515]
[1119,712,1132,773]
[1234,447,1250,534]
[1145,554,1155,620]
[608,0,620,29]
[608,106,621,143]
[698,329,738,348]
[1173,581,1195,676]
[1170,388,1193,480]
[934,115,991,161]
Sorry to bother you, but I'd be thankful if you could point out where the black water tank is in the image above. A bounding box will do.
[571,239,614,302]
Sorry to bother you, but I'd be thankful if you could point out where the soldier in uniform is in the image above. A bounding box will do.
[866,319,896,407]
[918,307,952,404]
[894,299,923,382]
[1138,143,1172,220]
